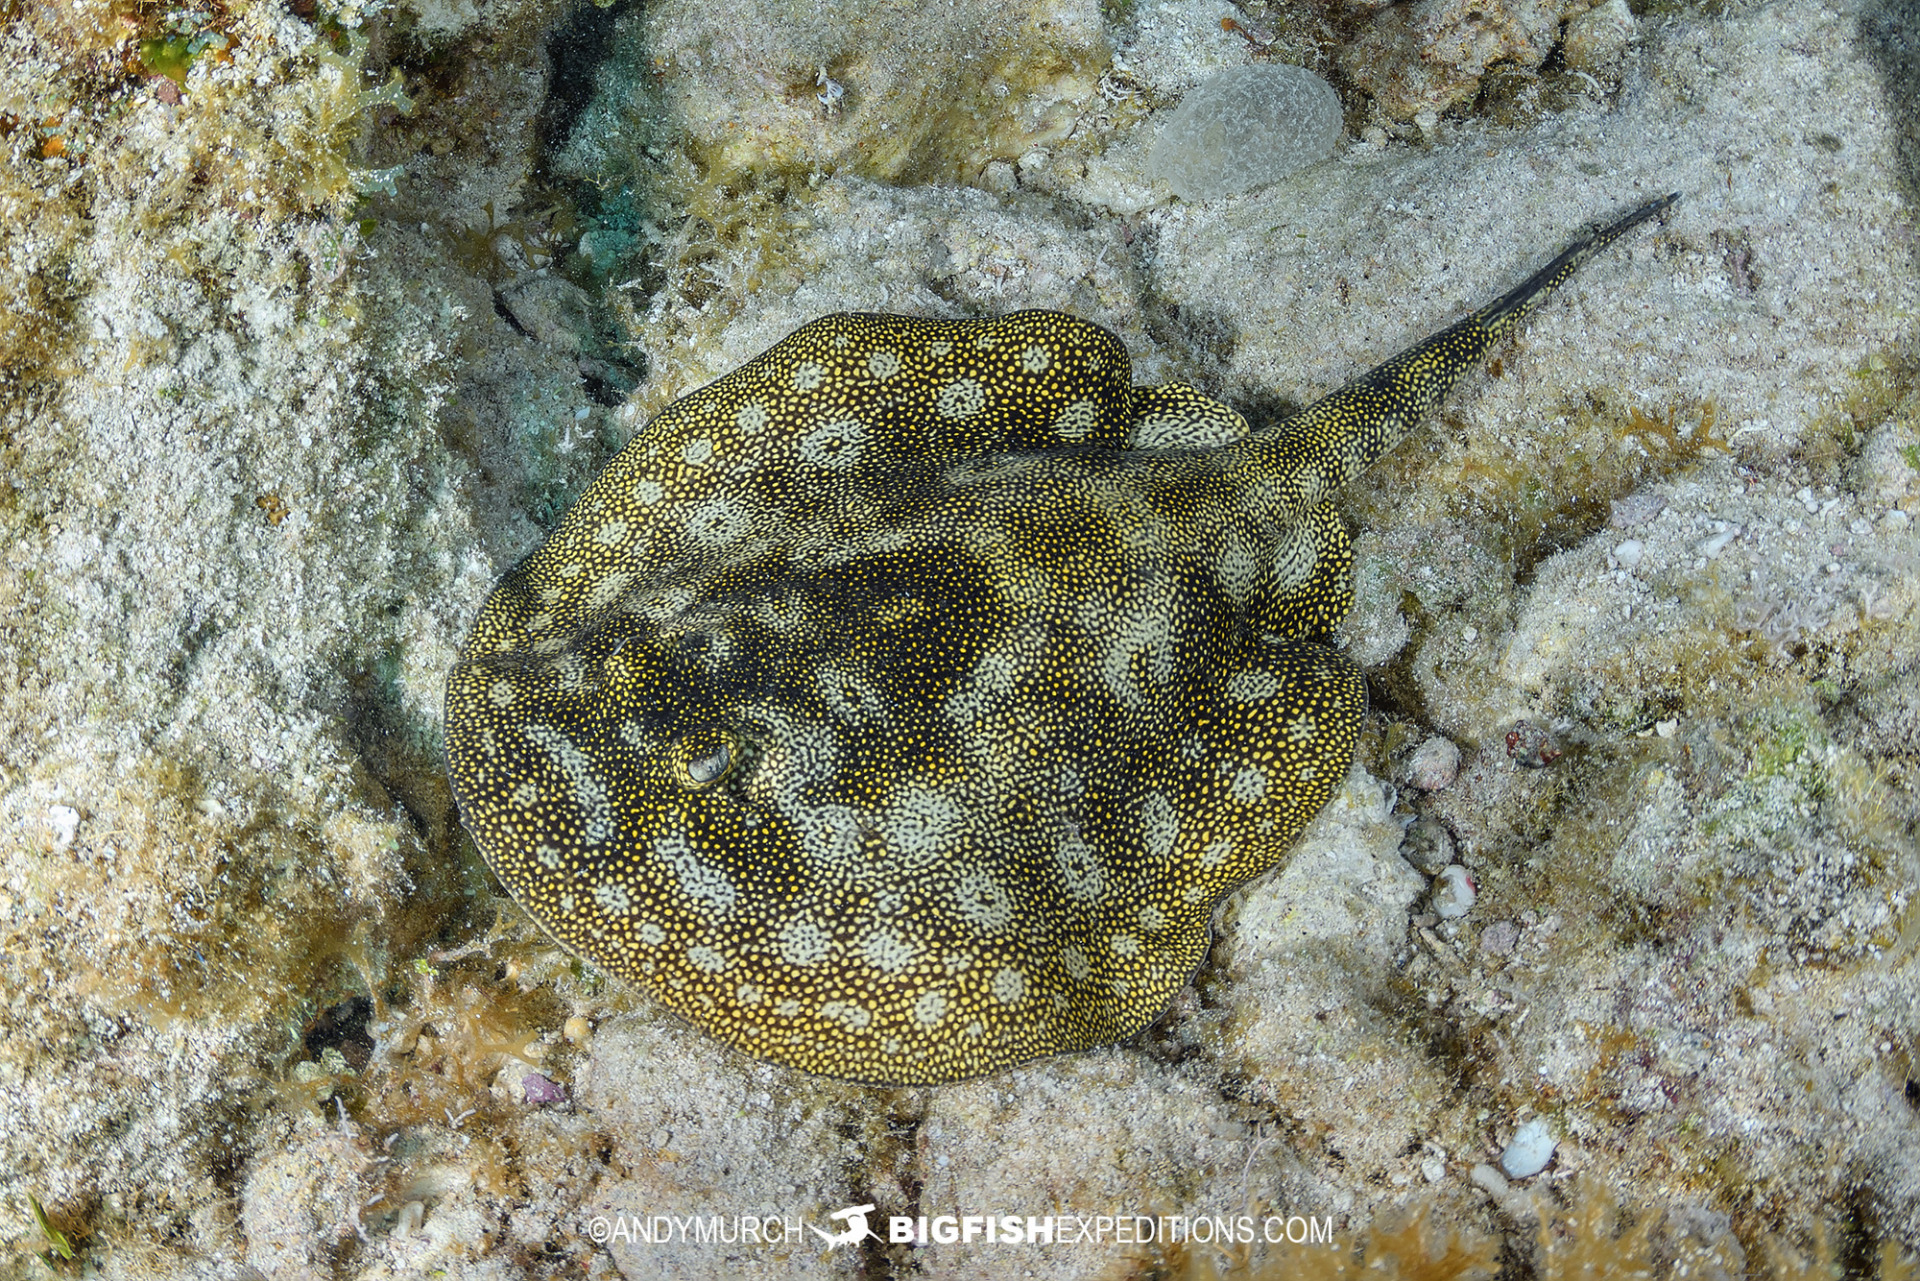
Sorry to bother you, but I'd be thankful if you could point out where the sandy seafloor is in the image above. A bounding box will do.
[2,0,1918,1274]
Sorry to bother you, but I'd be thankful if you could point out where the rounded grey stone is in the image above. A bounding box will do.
[1148,64,1342,201]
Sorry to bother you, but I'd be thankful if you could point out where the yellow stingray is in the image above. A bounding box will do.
[445,195,1677,1083]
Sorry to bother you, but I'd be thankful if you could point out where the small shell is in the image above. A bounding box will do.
[1406,736,1461,791]
[1431,864,1477,919]
[1401,816,1456,876]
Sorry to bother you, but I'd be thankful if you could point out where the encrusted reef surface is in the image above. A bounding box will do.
[1,0,1917,1274]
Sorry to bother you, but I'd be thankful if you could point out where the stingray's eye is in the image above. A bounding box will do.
[672,728,738,790]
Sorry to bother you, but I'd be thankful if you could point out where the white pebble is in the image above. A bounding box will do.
[1696,528,1739,559]
[47,805,79,847]
[1612,538,1644,570]
[1499,1118,1557,1179]
[1431,864,1477,919]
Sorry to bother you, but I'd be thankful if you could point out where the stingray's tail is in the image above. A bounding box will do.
[1475,192,1679,341]
[1229,192,1679,516]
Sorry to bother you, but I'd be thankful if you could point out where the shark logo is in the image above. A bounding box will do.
[810,1203,878,1249]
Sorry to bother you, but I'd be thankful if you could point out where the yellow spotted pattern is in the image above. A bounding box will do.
[445,197,1676,1083]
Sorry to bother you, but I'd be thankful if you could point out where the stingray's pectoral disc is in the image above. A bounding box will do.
[440,308,1376,1085]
